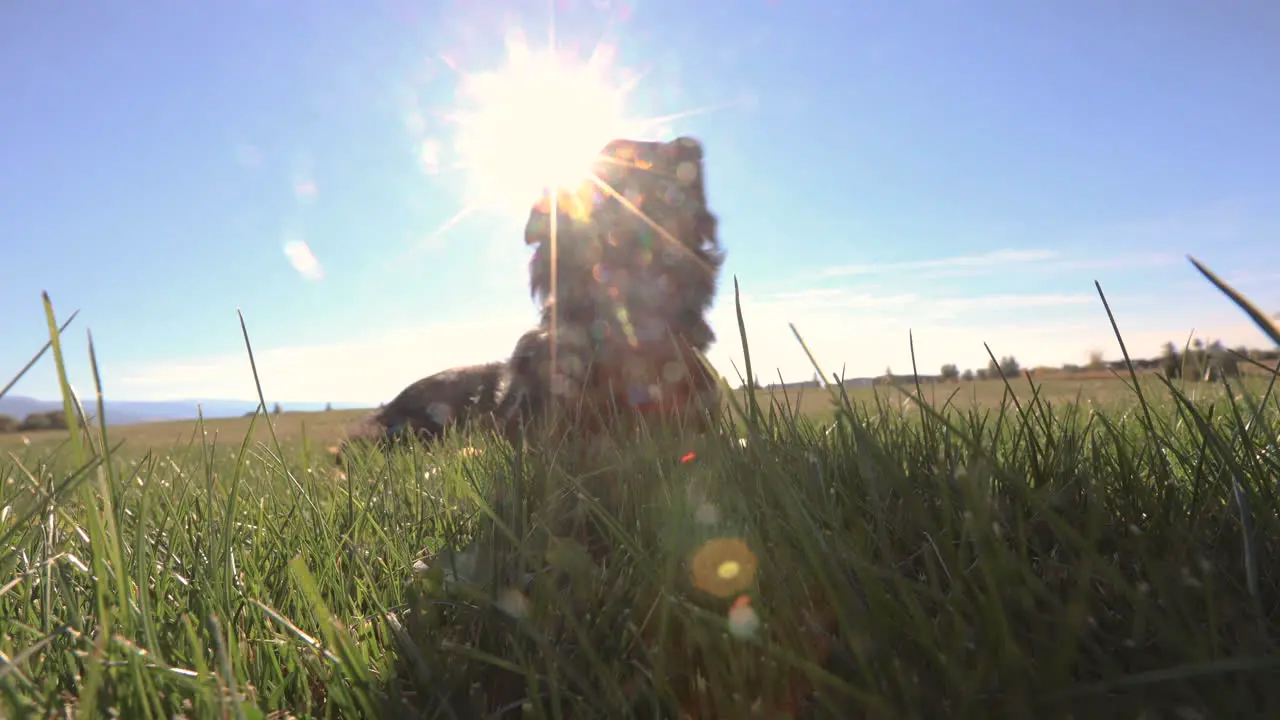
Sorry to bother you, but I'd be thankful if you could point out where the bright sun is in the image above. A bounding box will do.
[451,32,636,215]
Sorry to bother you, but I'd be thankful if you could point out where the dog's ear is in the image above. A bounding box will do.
[671,137,706,194]
[525,193,553,246]
[672,136,704,163]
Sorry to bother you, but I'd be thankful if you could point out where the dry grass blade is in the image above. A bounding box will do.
[1188,255,1280,347]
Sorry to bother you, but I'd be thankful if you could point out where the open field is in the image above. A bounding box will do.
[5,373,1278,459]
[2,358,1280,718]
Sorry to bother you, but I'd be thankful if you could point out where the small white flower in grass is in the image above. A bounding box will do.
[496,587,529,619]
[63,553,89,573]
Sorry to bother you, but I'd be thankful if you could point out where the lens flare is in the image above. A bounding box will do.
[727,594,761,638]
[690,537,758,598]
[398,5,750,262]
[451,29,634,215]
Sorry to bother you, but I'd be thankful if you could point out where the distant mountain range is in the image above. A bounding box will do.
[0,395,371,426]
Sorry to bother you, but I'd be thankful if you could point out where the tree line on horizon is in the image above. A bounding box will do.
[0,401,345,435]
[0,410,75,434]
[745,339,1280,391]
[919,338,1276,385]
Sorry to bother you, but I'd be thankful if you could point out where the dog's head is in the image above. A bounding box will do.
[523,136,724,352]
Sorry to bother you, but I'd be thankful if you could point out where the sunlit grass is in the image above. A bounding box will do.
[1,263,1279,718]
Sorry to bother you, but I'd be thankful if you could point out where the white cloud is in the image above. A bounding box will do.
[283,239,325,281]
[933,293,1095,311]
[814,249,1180,282]
[42,289,1278,405]
[1048,252,1179,271]
[704,292,1276,386]
[750,289,919,312]
[743,288,1095,316]
[110,319,534,403]
[818,249,1057,278]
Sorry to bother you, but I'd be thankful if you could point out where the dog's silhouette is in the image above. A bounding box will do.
[496,136,725,440]
[333,136,725,466]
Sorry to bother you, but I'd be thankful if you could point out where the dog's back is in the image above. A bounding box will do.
[332,361,507,467]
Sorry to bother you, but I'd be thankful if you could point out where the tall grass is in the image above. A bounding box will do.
[1,263,1279,719]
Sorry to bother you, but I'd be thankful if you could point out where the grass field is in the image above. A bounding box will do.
[3,280,1280,718]
[4,374,1273,458]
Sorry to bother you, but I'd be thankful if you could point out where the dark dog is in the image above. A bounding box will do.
[333,136,725,466]
[495,136,726,440]
[331,361,507,469]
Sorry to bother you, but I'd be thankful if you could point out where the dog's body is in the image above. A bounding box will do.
[497,136,725,440]
[334,135,724,465]
[332,361,507,467]
[493,321,722,442]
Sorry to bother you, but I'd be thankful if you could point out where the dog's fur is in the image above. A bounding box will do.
[332,362,507,468]
[496,136,725,440]
[333,136,725,465]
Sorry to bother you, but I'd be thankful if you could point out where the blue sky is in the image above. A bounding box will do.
[3,0,1279,403]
